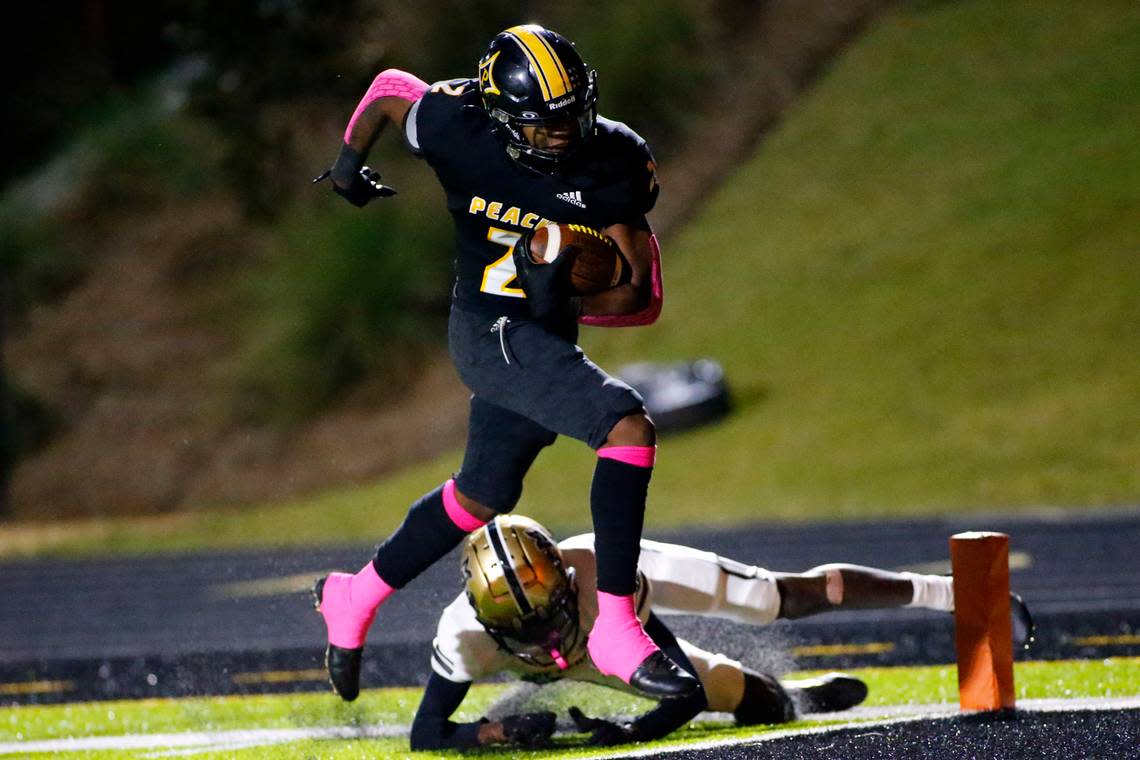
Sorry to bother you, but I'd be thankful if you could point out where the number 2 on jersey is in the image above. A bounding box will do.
[481,227,526,298]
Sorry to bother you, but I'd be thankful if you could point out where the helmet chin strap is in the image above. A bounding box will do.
[549,647,570,670]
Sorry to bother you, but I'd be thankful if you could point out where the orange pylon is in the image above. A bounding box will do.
[950,531,1015,711]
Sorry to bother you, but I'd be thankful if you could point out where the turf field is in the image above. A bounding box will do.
[3,659,1137,758]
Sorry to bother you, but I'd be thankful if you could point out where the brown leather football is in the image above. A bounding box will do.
[529,223,630,295]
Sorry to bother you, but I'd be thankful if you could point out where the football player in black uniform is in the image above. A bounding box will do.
[312,25,694,703]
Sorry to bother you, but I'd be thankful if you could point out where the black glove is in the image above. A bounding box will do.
[511,231,574,320]
[500,711,557,747]
[313,143,396,207]
[313,166,397,207]
[568,706,637,746]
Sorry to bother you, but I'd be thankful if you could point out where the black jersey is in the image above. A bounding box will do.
[409,78,659,320]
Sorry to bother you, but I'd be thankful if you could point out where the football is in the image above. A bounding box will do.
[529,223,630,296]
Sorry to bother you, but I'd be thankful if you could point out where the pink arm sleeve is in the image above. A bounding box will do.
[344,68,429,143]
[579,233,664,327]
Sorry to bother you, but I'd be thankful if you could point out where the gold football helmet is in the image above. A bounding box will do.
[462,515,583,669]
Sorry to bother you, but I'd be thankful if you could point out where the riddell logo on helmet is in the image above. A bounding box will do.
[548,94,577,110]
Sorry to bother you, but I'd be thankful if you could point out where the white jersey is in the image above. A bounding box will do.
[429,535,781,712]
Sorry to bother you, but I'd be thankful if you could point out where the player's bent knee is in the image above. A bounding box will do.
[775,574,832,619]
[603,411,656,448]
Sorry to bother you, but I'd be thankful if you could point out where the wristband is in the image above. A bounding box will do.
[330,143,365,188]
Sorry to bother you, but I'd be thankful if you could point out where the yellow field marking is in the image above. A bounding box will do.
[1069,634,1140,647]
[1008,552,1033,570]
[231,669,329,685]
[791,656,1140,678]
[210,572,329,599]
[896,551,1032,576]
[0,679,75,696]
[792,642,895,657]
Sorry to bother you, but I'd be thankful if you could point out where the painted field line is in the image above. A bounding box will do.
[0,679,74,696]
[792,642,894,657]
[210,571,329,599]
[1070,633,1140,646]
[230,668,327,685]
[0,724,405,756]
[3,697,1138,757]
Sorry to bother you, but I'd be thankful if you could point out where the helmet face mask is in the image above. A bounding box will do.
[492,568,581,668]
[478,25,598,172]
[462,516,585,668]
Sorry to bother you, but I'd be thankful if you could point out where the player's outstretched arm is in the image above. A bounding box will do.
[342,69,426,154]
[409,671,556,750]
[409,672,482,750]
[316,68,428,207]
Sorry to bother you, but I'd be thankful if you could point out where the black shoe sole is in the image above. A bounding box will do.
[311,576,326,610]
[792,673,868,713]
[1011,592,1036,650]
[312,575,363,702]
[324,643,363,702]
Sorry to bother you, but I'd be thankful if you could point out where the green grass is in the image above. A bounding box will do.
[3,0,1139,558]
[3,659,1137,758]
[580,0,1140,522]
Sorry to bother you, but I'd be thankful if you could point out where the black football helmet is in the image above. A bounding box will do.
[477,25,598,171]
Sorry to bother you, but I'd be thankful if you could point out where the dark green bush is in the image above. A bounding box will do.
[235,197,453,422]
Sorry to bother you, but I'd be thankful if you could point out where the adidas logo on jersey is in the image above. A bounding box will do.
[556,190,586,208]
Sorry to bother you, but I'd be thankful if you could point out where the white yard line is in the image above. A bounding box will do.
[3,697,1138,757]
[0,724,405,756]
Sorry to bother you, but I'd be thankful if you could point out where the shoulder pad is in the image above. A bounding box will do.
[414,79,486,159]
[426,78,478,97]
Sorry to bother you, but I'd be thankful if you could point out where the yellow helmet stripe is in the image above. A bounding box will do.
[531,30,573,95]
[505,25,570,101]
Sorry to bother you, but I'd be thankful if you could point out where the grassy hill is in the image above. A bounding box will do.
[3,0,1137,556]
[578,0,1140,522]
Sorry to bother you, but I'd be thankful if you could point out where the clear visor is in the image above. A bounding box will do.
[519,111,594,155]
[508,70,597,160]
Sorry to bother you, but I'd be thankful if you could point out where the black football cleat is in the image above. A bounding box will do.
[312,577,364,702]
[785,672,868,714]
[628,651,702,700]
[1010,592,1036,650]
[324,644,363,702]
[944,574,1036,651]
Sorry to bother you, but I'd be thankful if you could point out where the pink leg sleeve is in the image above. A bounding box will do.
[442,479,488,532]
[597,445,657,468]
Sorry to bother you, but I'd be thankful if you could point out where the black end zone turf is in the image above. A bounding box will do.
[646,708,1140,760]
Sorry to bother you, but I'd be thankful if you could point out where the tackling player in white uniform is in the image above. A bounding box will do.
[410,516,1034,749]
